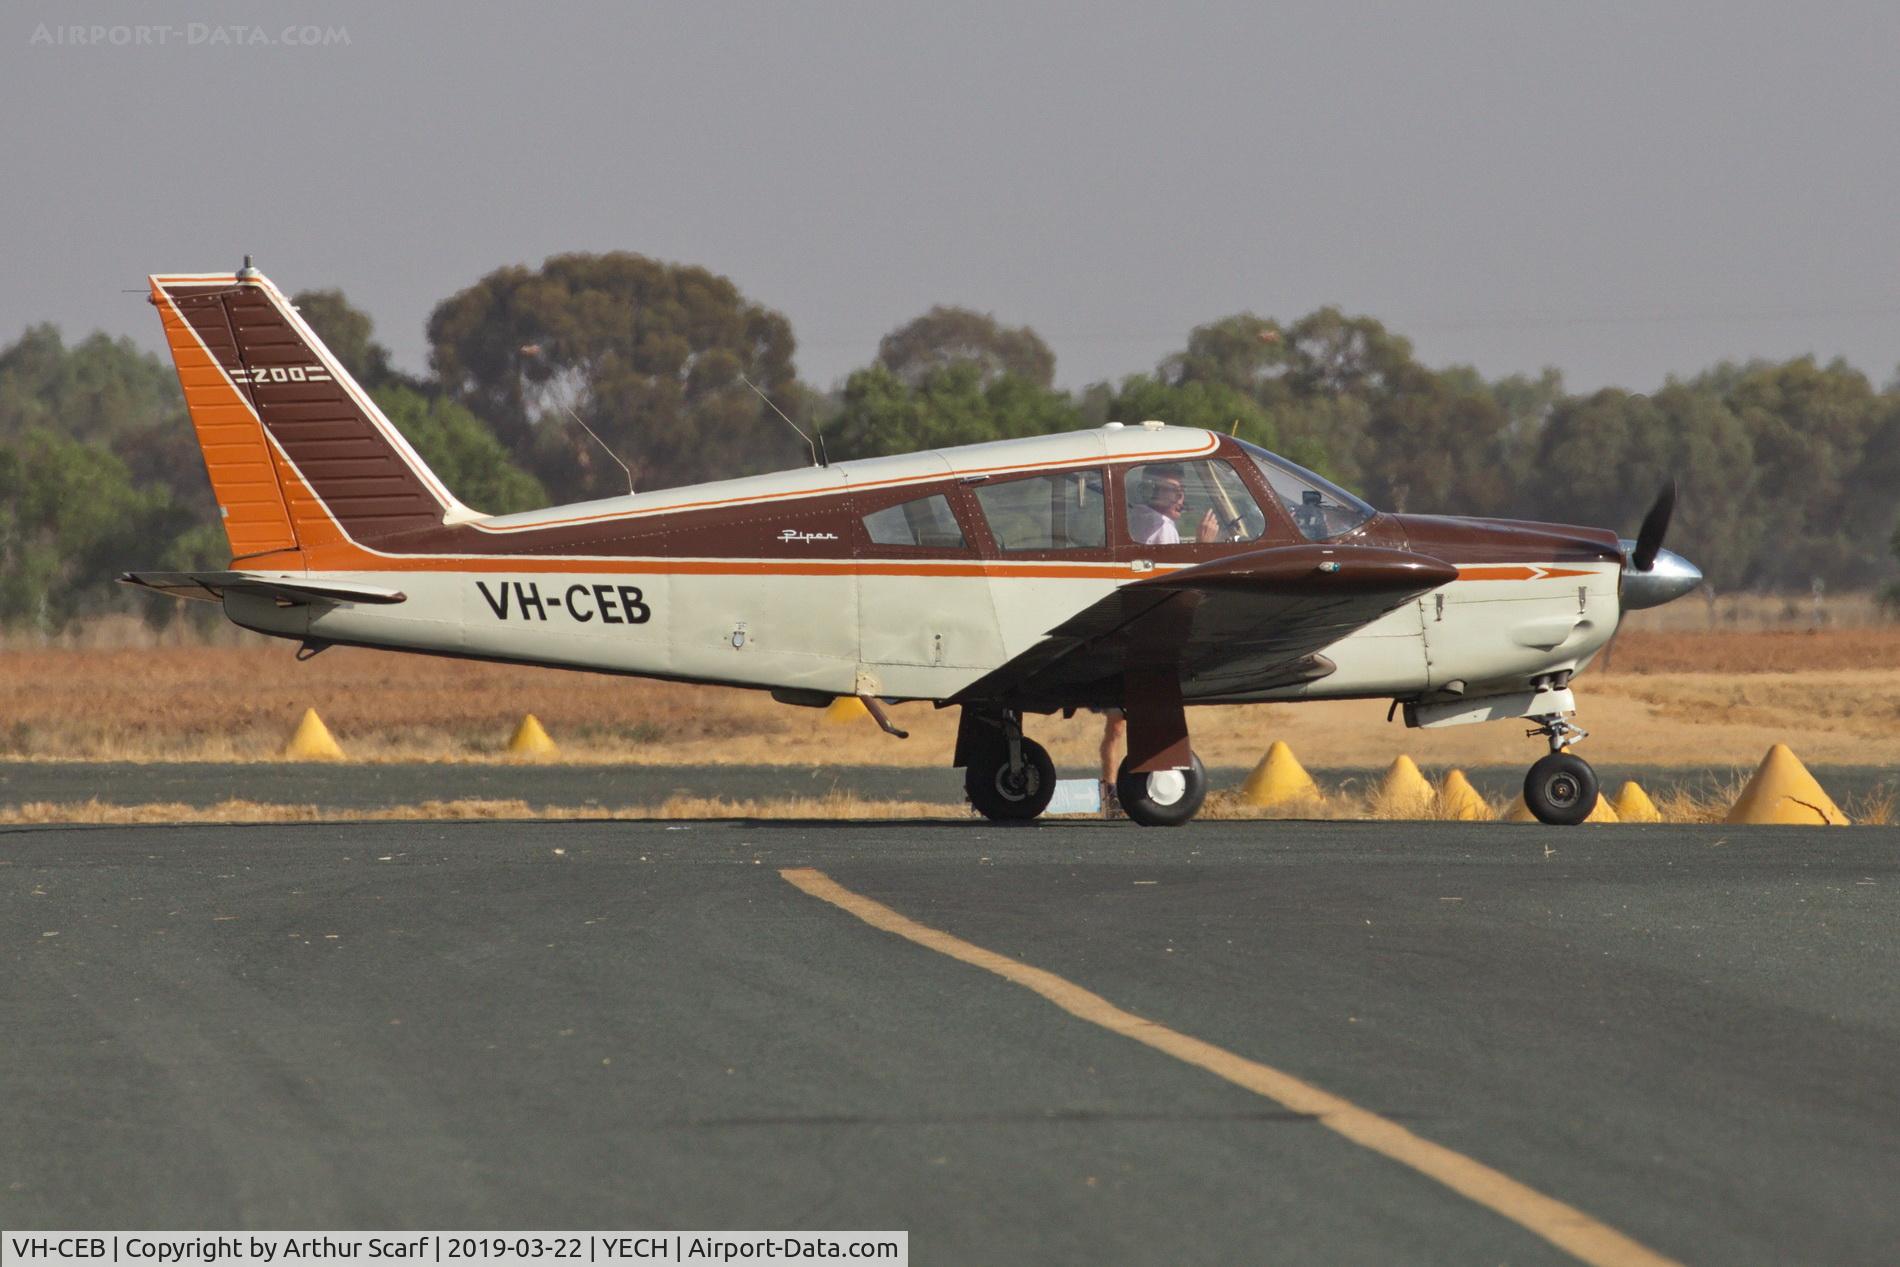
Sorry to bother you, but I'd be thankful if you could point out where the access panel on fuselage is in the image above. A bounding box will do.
[851,473,1008,699]
[653,489,864,693]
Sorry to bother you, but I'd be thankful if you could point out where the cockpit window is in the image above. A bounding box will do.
[973,469,1105,551]
[1124,460,1266,546]
[1237,440,1377,541]
[862,494,965,548]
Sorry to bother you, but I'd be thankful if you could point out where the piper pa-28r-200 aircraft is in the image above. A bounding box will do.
[123,263,1704,827]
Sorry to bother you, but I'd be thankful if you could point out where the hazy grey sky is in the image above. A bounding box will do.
[6,1,1899,394]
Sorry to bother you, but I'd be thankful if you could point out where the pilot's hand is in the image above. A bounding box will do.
[1196,508,1221,542]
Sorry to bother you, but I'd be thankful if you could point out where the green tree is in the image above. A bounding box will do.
[0,324,202,513]
[427,252,803,499]
[370,384,547,514]
[1722,357,1887,587]
[876,306,1057,389]
[1524,385,1759,589]
[1359,367,1514,514]
[1267,394,1373,488]
[0,428,202,631]
[0,325,183,446]
[827,364,1081,460]
[1162,313,1292,404]
[292,288,397,389]
[1488,367,1566,438]
[1283,308,1418,400]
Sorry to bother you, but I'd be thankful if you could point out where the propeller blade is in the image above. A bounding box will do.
[1630,481,1676,572]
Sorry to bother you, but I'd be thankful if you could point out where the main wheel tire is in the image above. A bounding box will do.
[1524,751,1599,825]
[1116,752,1207,827]
[965,737,1057,822]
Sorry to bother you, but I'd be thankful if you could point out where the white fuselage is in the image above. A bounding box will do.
[226,555,1620,707]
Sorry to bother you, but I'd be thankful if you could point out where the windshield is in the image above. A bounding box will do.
[1236,440,1377,541]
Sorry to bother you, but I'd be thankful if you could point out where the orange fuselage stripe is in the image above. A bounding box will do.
[1456,565,1596,581]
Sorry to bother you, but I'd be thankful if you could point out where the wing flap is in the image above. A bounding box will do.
[118,571,407,606]
[956,544,1455,707]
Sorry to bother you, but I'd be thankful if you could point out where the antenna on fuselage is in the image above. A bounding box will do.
[559,402,635,496]
[741,374,825,468]
[519,344,635,495]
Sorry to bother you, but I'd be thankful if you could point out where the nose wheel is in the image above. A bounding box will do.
[1524,751,1599,825]
[1522,712,1599,825]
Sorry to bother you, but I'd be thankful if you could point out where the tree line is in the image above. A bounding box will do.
[3,250,1896,631]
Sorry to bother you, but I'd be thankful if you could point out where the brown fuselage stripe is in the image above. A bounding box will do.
[466,435,1225,533]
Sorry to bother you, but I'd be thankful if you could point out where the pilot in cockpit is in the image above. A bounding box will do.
[1127,465,1222,545]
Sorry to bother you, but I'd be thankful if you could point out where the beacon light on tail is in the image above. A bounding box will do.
[122,262,1704,826]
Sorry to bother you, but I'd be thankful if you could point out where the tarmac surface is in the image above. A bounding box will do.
[4,818,1898,1263]
[2,759,1893,810]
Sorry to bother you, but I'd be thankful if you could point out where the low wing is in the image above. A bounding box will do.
[117,571,407,606]
[954,544,1456,709]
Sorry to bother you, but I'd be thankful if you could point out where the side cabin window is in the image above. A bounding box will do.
[973,468,1105,551]
[862,493,966,548]
[1123,459,1266,546]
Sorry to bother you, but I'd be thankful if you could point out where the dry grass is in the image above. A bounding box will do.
[1648,774,1750,825]
[1599,628,1900,674]
[4,627,1900,768]
[10,776,1891,827]
[0,793,971,826]
[1615,590,1889,632]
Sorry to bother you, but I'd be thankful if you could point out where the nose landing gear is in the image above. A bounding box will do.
[1523,713,1599,825]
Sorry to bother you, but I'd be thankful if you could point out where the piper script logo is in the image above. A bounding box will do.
[778,530,839,544]
[230,364,332,384]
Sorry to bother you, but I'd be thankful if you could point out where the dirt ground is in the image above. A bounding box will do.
[5,627,1898,768]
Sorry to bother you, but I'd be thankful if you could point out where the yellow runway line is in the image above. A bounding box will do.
[781,866,1681,1267]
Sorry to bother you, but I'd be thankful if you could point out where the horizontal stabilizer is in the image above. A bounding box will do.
[117,571,407,606]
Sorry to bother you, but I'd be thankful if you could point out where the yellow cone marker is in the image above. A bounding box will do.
[1437,769,1490,821]
[1376,755,1436,817]
[1584,794,1619,823]
[508,713,558,757]
[1725,744,1850,825]
[1501,785,1615,822]
[284,708,344,760]
[824,695,871,724]
[1612,781,1662,823]
[1240,741,1322,808]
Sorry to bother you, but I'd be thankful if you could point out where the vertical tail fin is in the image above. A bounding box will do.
[149,266,477,563]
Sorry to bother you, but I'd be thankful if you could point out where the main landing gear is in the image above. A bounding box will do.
[1523,713,1599,825]
[1116,752,1208,827]
[962,712,1057,822]
[958,707,1207,826]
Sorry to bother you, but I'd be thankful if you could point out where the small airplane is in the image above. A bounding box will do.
[123,263,1703,827]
